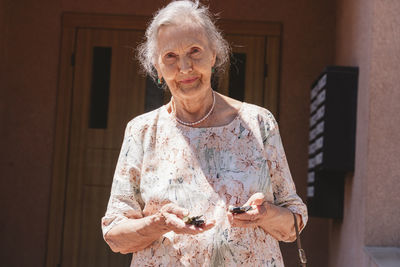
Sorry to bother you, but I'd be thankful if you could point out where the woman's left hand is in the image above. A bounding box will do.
[227,192,301,242]
[227,192,268,228]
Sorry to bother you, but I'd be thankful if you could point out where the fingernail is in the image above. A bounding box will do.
[183,210,189,216]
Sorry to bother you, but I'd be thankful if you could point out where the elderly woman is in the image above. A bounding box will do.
[101,0,307,266]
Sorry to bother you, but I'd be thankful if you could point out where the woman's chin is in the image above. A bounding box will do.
[176,81,208,97]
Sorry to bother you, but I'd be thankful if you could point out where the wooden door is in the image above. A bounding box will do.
[61,28,145,267]
[217,35,265,106]
[216,34,280,116]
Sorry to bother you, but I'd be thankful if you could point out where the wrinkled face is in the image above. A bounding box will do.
[155,24,216,100]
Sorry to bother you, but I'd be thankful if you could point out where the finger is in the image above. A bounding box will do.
[177,221,215,235]
[232,207,261,219]
[171,224,198,235]
[201,219,216,231]
[227,212,234,224]
[185,219,215,232]
[232,212,260,222]
[163,212,186,228]
[231,218,260,228]
[244,192,265,206]
[161,203,189,218]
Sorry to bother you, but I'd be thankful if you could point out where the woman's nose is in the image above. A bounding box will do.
[178,56,193,74]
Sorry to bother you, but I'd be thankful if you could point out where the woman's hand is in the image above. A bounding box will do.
[157,203,215,235]
[227,192,267,228]
[105,203,215,254]
[227,192,302,242]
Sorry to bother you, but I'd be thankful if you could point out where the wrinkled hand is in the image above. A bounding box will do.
[158,203,215,235]
[227,192,269,228]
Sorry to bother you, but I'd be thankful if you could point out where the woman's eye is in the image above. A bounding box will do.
[191,48,201,54]
[165,53,176,59]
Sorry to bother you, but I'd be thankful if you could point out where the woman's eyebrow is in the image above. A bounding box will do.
[161,42,204,55]
[184,41,204,49]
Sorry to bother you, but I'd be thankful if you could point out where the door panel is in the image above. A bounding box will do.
[218,35,266,106]
[62,28,145,267]
[79,187,130,267]
[83,148,119,186]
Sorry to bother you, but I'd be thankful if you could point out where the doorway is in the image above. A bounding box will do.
[47,13,281,267]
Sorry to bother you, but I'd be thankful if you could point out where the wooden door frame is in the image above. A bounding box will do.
[46,12,282,267]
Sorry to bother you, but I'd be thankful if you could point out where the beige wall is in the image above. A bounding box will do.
[1,1,336,266]
[1,0,62,266]
[333,0,400,266]
[366,0,400,246]
[331,0,372,265]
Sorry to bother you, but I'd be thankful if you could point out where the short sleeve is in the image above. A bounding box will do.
[263,112,308,232]
[101,122,144,237]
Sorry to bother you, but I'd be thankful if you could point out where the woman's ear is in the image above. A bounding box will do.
[211,51,217,67]
[154,63,162,80]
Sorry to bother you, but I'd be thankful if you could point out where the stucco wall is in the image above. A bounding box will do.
[1,0,62,266]
[332,0,373,265]
[1,1,335,266]
[366,0,400,247]
[333,0,400,266]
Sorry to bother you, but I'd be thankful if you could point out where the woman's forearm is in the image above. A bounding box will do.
[260,204,303,242]
[105,213,168,254]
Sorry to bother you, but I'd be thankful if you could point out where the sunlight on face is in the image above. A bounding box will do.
[155,24,216,100]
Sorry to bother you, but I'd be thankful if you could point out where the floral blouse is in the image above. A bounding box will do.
[101,102,308,267]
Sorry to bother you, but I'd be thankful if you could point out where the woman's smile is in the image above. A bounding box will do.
[179,76,199,84]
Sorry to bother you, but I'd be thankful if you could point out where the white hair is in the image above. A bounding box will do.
[137,0,230,80]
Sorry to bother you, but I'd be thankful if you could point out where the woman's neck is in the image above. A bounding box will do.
[172,89,214,123]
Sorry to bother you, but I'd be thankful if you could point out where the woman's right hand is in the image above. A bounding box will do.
[105,203,215,254]
[157,203,215,235]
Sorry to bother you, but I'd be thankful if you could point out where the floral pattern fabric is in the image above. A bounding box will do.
[101,102,308,267]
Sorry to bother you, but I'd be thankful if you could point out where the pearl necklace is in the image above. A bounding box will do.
[172,90,215,126]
